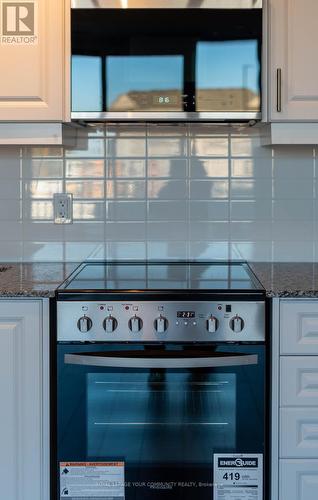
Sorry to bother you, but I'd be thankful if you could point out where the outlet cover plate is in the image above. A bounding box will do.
[54,193,73,224]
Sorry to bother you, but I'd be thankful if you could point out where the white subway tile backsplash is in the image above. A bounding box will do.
[73,201,105,221]
[107,138,146,157]
[148,180,187,199]
[106,180,146,199]
[273,199,314,220]
[273,241,314,262]
[107,201,146,221]
[106,222,146,241]
[107,242,147,260]
[147,159,187,178]
[147,138,186,157]
[65,138,105,158]
[147,241,188,260]
[148,201,187,221]
[24,159,64,179]
[26,180,63,199]
[147,221,188,241]
[190,180,229,199]
[191,137,228,157]
[273,179,313,199]
[66,180,104,199]
[231,179,272,199]
[231,136,272,158]
[190,201,229,221]
[66,159,104,178]
[0,124,317,262]
[231,221,272,241]
[231,158,272,178]
[189,222,229,241]
[107,159,146,178]
[190,158,229,178]
[231,200,272,221]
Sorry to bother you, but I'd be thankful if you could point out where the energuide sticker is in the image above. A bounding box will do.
[213,454,263,500]
[60,462,125,499]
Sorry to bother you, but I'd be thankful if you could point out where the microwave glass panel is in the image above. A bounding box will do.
[195,40,260,112]
[106,55,184,111]
[71,9,262,114]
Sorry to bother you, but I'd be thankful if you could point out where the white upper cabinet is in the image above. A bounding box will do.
[0,0,70,121]
[269,0,318,121]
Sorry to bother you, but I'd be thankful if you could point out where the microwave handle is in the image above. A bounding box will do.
[64,353,258,369]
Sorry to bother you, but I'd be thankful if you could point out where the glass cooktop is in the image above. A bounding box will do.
[59,261,263,291]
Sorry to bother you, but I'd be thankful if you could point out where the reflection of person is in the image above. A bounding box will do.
[155,152,214,260]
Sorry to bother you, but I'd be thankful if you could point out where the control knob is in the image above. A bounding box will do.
[154,315,168,333]
[206,315,219,333]
[103,315,118,333]
[128,315,143,333]
[77,315,93,333]
[230,315,245,333]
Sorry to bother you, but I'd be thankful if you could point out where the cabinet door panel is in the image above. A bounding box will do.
[280,301,318,355]
[0,301,44,500]
[281,357,318,407]
[270,0,318,120]
[280,460,318,500]
[280,408,318,458]
[0,0,69,121]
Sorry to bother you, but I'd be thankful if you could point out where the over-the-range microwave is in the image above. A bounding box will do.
[71,1,262,122]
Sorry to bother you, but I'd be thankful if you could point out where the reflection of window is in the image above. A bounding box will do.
[106,56,184,112]
[72,56,103,112]
[196,41,260,112]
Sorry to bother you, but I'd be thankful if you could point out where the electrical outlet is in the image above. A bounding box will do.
[53,193,73,224]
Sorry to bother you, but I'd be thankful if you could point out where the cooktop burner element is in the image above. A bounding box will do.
[58,261,264,292]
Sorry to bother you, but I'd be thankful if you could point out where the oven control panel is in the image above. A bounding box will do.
[57,301,265,342]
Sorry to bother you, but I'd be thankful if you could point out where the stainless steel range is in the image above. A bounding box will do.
[53,261,268,500]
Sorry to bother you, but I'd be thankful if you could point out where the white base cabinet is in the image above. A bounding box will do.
[273,299,318,500]
[0,299,49,500]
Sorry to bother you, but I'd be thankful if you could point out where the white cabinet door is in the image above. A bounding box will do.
[280,460,318,500]
[280,301,318,355]
[269,0,318,121]
[280,408,318,458]
[0,0,70,121]
[0,300,48,500]
[281,357,318,407]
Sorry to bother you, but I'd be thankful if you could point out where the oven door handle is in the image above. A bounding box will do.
[64,353,258,369]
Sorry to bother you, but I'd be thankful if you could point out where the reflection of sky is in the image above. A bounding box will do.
[72,39,260,111]
[196,40,259,93]
[106,56,184,107]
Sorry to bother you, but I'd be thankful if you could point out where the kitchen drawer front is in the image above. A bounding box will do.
[280,301,318,355]
[280,408,318,458]
[280,357,318,407]
[280,459,318,500]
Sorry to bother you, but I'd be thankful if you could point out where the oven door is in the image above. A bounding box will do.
[56,343,266,500]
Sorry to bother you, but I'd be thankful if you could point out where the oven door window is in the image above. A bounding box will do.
[57,344,265,499]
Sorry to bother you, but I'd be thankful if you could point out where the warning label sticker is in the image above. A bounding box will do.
[213,454,263,500]
[59,462,125,499]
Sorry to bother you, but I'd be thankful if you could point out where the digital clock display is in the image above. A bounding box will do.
[177,311,195,318]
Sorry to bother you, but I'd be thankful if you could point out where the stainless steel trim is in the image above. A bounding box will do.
[64,353,258,368]
[71,111,261,121]
[276,68,282,113]
[72,1,262,9]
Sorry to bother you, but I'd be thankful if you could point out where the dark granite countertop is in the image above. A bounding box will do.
[0,261,317,299]
[250,262,318,298]
[0,263,79,297]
